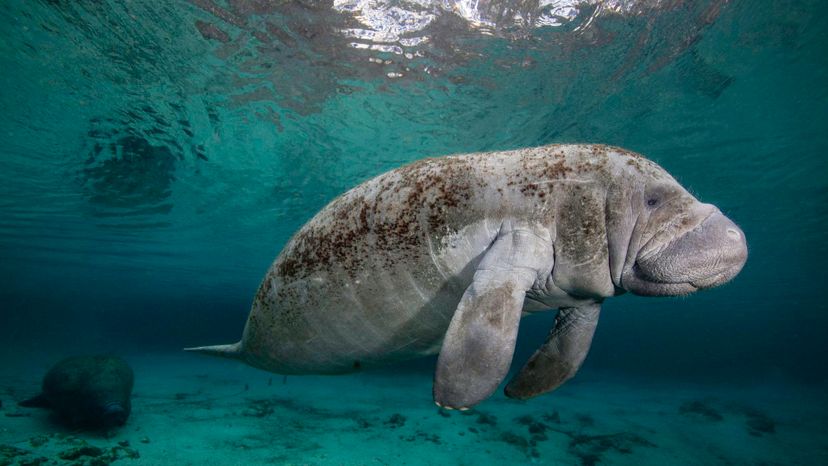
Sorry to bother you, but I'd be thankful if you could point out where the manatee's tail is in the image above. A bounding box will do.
[184,341,243,360]
[18,393,50,409]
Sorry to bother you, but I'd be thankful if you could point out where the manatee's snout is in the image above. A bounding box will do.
[636,211,747,291]
[684,212,747,288]
[101,402,129,426]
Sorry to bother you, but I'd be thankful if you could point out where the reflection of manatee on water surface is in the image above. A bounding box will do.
[188,144,748,410]
[18,355,134,429]
[82,134,177,216]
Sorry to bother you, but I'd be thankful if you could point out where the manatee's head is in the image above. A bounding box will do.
[615,159,747,297]
[99,400,130,427]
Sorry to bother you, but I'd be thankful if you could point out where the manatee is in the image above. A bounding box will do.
[187,144,747,409]
[19,355,133,428]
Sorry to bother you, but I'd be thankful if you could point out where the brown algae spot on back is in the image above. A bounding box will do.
[275,156,477,281]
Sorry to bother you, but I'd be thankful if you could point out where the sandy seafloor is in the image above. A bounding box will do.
[1,353,826,466]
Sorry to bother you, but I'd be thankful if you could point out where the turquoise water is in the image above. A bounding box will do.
[1,1,826,465]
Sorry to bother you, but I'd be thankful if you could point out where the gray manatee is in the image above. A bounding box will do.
[188,144,747,409]
[19,355,133,427]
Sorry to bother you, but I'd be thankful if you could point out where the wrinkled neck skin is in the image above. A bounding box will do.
[524,150,643,306]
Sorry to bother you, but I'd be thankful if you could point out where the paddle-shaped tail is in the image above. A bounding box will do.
[18,393,50,409]
[184,341,243,360]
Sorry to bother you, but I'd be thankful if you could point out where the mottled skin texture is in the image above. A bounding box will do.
[188,144,747,409]
[19,355,134,428]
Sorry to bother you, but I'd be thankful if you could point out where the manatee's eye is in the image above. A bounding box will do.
[646,198,659,207]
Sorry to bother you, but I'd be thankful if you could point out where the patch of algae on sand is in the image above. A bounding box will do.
[1,447,50,465]
[1,435,139,466]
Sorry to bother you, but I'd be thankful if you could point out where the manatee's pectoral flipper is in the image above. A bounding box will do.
[504,303,601,400]
[434,223,553,410]
[18,393,50,409]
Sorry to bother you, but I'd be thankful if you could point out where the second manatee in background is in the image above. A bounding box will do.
[19,355,133,428]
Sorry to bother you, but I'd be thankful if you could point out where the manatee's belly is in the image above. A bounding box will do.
[240,264,469,373]
[240,220,502,373]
